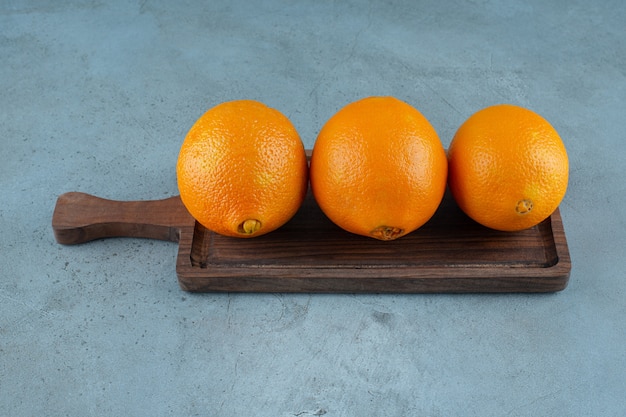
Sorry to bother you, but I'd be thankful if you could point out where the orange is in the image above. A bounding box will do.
[310,96,448,241]
[176,100,308,238]
[447,104,569,232]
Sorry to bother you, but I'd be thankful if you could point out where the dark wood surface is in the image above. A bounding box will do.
[52,188,571,293]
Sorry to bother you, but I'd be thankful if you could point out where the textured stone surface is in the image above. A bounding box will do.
[2,1,625,415]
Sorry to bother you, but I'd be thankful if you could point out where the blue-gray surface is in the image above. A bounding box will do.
[2,1,625,416]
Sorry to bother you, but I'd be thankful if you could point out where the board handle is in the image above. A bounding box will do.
[52,192,194,245]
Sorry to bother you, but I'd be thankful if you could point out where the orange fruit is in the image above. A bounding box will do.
[176,100,308,238]
[447,104,569,232]
[310,96,448,241]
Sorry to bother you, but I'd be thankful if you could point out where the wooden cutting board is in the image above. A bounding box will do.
[52,187,571,293]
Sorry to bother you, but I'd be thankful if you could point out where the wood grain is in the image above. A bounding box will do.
[52,184,571,293]
[175,190,571,293]
[52,192,193,245]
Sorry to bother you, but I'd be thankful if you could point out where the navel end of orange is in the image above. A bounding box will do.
[515,199,533,215]
[238,219,262,235]
[370,226,404,241]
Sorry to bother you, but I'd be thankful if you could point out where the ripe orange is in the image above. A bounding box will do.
[310,96,448,241]
[447,104,569,232]
[176,100,308,238]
